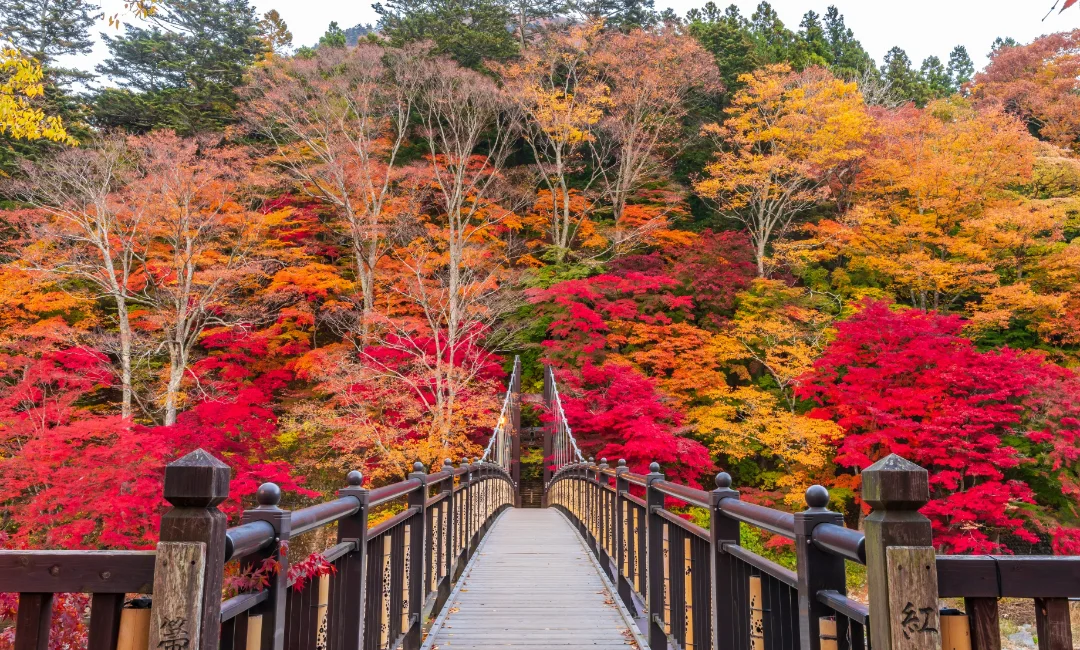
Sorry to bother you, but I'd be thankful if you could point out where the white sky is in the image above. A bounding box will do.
[70,0,1080,82]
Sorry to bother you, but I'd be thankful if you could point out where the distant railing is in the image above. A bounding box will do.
[541,365,583,485]
[1,451,515,650]
[546,454,1080,650]
[480,355,522,489]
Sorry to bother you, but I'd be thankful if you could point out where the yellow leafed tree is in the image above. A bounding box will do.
[0,40,73,144]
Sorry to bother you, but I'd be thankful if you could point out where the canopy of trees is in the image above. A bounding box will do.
[2,0,1080,572]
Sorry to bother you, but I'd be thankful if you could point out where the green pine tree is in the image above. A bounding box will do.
[881,46,928,106]
[748,1,795,65]
[318,21,347,48]
[947,45,974,91]
[794,10,830,69]
[686,3,756,94]
[373,0,519,70]
[92,0,265,134]
[921,55,951,99]
[822,5,873,77]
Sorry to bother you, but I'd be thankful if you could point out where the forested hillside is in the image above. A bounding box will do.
[1,0,1080,563]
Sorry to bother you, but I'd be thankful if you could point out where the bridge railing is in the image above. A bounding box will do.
[547,454,1080,650]
[0,451,516,650]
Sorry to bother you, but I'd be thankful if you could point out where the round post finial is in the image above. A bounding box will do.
[413,461,426,474]
[648,461,661,474]
[346,470,363,487]
[618,459,627,468]
[804,485,830,510]
[715,472,732,489]
[256,482,281,508]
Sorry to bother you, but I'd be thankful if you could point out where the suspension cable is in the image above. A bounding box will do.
[480,356,521,473]
[546,365,584,473]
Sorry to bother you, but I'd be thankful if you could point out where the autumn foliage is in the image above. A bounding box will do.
[4,18,1080,565]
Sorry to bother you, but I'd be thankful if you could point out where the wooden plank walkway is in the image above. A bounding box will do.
[423,508,639,649]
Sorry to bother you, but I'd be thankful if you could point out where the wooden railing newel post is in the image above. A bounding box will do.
[645,462,666,650]
[151,449,231,650]
[597,459,613,580]
[863,454,938,650]
[328,470,368,650]
[403,461,428,650]
[614,459,635,613]
[240,483,291,650]
[796,485,848,650]
[710,471,742,650]
[435,459,455,614]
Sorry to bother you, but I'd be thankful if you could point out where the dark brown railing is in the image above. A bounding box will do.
[0,451,515,650]
[546,454,1080,650]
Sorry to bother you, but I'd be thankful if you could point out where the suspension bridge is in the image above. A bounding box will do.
[2,358,1079,650]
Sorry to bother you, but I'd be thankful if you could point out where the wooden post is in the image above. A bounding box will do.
[1034,598,1073,650]
[863,454,939,650]
[435,459,455,615]
[964,598,1000,650]
[645,461,666,650]
[148,543,207,650]
[614,459,636,613]
[597,459,613,579]
[241,483,291,650]
[403,462,427,650]
[156,449,231,650]
[941,611,971,650]
[796,485,848,650]
[820,617,838,650]
[328,470,368,650]
[710,472,741,650]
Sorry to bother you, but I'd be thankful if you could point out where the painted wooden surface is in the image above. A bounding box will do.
[424,509,635,649]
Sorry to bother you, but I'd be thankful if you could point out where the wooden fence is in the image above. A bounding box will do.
[547,453,1080,650]
[0,449,515,650]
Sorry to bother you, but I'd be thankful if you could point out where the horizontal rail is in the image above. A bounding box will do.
[290,496,361,536]
[321,541,356,564]
[718,497,796,539]
[937,555,1080,598]
[0,550,156,593]
[812,522,866,564]
[624,472,648,486]
[817,590,869,624]
[369,478,423,508]
[225,520,277,562]
[426,492,449,508]
[655,507,710,541]
[220,590,268,622]
[723,542,798,588]
[368,506,419,539]
[625,493,646,509]
[652,480,711,508]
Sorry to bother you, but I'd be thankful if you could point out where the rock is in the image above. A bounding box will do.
[1007,624,1036,648]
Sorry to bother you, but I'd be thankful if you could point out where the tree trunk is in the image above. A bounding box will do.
[164,343,185,426]
[115,295,134,420]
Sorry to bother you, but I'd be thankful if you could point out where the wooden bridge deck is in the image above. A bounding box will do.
[423,508,640,649]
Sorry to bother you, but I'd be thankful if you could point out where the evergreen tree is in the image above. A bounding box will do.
[947,44,974,90]
[881,46,927,105]
[318,21,347,48]
[507,0,565,46]
[374,0,519,69]
[748,2,795,65]
[686,3,756,94]
[921,55,951,99]
[0,0,99,66]
[92,0,264,133]
[991,36,1019,55]
[822,5,873,76]
[794,10,830,68]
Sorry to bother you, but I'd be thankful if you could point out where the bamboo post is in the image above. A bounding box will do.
[819,617,838,650]
[941,610,971,650]
[749,575,765,650]
[116,604,151,650]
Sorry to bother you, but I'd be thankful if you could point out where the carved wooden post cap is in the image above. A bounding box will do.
[164,449,230,507]
[862,454,929,511]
